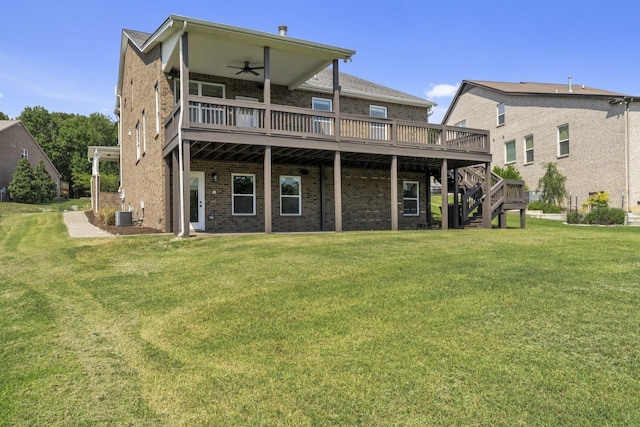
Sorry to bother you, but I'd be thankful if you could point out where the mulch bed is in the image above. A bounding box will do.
[84,210,164,235]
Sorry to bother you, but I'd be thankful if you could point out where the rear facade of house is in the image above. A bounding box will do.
[116,15,524,235]
[443,80,640,211]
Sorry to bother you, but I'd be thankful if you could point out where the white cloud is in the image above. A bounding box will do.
[425,83,459,99]
[0,92,3,98]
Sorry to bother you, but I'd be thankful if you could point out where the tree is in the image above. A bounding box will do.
[493,164,523,180]
[537,162,567,206]
[8,159,36,202]
[33,160,57,202]
[0,111,9,120]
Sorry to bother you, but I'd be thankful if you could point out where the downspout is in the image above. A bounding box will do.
[177,21,188,237]
[624,97,631,213]
[115,90,124,210]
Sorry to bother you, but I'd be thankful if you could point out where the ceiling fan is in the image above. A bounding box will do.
[228,61,264,76]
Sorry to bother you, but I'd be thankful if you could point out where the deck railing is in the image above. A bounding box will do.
[165,96,490,153]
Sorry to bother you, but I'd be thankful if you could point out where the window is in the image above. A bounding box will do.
[454,119,467,127]
[312,97,332,135]
[505,140,516,164]
[142,111,147,153]
[135,121,141,161]
[524,135,534,164]
[232,174,255,215]
[497,103,505,126]
[370,105,388,140]
[154,82,160,134]
[175,79,226,124]
[280,176,301,215]
[235,96,259,128]
[558,124,569,156]
[20,148,28,159]
[403,181,419,216]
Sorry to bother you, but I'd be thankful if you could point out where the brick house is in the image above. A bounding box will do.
[0,120,61,201]
[116,15,524,235]
[442,79,640,211]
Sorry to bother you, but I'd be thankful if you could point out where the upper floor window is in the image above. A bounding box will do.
[280,176,301,216]
[454,120,467,127]
[312,97,332,135]
[370,105,388,140]
[135,121,141,161]
[558,124,569,157]
[154,82,160,134]
[505,140,516,164]
[232,174,256,215]
[497,103,505,126]
[142,111,147,154]
[21,148,28,159]
[174,79,225,104]
[524,135,534,164]
[403,181,419,216]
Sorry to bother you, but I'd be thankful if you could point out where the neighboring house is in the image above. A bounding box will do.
[443,79,640,211]
[116,15,524,234]
[0,120,61,201]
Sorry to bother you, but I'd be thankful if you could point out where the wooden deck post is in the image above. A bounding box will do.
[182,139,191,238]
[263,46,271,135]
[334,151,342,232]
[453,167,459,229]
[264,146,272,233]
[426,171,432,229]
[391,155,398,231]
[441,159,448,230]
[482,161,492,229]
[333,60,340,140]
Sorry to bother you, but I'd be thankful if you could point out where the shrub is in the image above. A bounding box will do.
[493,164,523,180]
[537,162,568,206]
[583,207,625,225]
[97,207,117,226]
[527,201,561,213]
[582,192,609,210]
[566,211,584,224]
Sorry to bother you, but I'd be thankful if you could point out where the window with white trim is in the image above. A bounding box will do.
[505,140,516,164]
[232,174,256,215]
[21,148,28,159]
[497,103,505,126]
[312,97,332,135]
[370,105,388,140]
[280,176,301,215]
[403,181,419,216]
[142,111,147,154]
[135,121,141,161]
[558,124,569,156]
[154,82,160,134]
[175,79,226,124]
[454,119,467,127]
[524,135,534,164]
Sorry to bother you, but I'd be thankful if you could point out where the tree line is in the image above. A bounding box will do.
[1,107,119,199]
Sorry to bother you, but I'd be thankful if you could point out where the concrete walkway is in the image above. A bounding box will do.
[63,211,114,238]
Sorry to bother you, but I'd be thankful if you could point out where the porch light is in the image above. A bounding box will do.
[212,172,218,182]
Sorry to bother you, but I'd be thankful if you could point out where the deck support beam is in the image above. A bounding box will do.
[482,161,492,229]
[264,146,272,233]
[391,155,398,230]
[441,159,448,230]
[334,151,342,232]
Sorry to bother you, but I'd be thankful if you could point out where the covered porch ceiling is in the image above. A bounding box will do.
[189,141,485,172]
[147,15,356,90]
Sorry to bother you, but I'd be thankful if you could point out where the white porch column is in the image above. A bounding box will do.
[391,155,398,230]
[264,146,272,233]
[334,151,342,232]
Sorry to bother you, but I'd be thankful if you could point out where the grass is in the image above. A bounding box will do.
[1,207,640,425]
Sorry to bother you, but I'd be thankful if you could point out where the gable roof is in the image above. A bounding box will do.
[442,79,635,124]
[0,120,61,177]
[117,15,432,111]
[301,69,434,108]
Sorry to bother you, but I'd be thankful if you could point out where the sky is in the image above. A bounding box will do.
[1,0,639,124]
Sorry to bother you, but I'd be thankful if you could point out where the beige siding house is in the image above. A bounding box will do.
[0,120,61,201]
[443,79,640,211]
[115,15,524,234]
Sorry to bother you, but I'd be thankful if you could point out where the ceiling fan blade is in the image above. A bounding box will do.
[252,66,264,70]
[250,70,260,76]
[235,70,244,75]
[228,65,243,69]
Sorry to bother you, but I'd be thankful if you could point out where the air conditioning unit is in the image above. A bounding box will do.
[115,211,133,226]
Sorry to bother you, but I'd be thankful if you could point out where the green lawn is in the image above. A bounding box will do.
[1,206,639,425]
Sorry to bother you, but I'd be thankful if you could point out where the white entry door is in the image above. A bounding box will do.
[189,171,205,231]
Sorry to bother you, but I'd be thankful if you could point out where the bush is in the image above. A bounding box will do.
[566,211,584,224]
[97,207,117,226]
[583,207,625,225]
[528,201,561,213]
